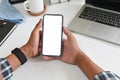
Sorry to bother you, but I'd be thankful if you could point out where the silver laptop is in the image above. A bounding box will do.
[68,0,120,45]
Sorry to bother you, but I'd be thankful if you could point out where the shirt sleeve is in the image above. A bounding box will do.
[0,58,13,80]
[93,71,120,80]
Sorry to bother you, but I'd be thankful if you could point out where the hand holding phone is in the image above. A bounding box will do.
[42,14,63,56]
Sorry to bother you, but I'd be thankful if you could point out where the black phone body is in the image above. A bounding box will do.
[9,0,26,4]
[42,14,63,56]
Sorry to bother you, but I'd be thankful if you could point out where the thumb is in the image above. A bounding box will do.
[34,19,43,31]
[63,27,74,39]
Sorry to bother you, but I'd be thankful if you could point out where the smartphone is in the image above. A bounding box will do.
[42,14,63,56]
[9,0,26,4]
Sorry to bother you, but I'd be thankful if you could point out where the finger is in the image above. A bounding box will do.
[34,19,43,31]
[42,56,60,61]
[39,46,42,53]
[62,38,66,42]
[39,41,42,47]
[41,56,55,60]
[63,27,73,39]
[39,30,42,40]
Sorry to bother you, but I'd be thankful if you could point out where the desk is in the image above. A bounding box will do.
[0,0,120,80]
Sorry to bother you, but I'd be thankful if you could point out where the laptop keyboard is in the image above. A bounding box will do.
[79,7,120,28]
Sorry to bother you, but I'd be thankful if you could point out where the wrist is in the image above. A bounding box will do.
[12,48,27,65]
[74,51,85,65]
[20,45,32,59]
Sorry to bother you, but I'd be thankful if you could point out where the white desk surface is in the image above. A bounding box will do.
[0,0,120,80]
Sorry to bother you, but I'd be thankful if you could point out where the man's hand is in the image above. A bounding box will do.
[42,27,81,64]
[20,19,42,59]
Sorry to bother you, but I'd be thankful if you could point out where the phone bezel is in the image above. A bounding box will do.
[42,14,63,56]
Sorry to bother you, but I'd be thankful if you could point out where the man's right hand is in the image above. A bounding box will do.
[42,27,82,65]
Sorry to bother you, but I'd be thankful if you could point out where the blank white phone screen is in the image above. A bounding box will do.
[42,14,63,56]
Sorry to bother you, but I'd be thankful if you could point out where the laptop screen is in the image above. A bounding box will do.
[86,0,120,12]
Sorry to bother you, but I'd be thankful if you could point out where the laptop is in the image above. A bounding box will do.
[0,19,17,46]
[68,0,120,45]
